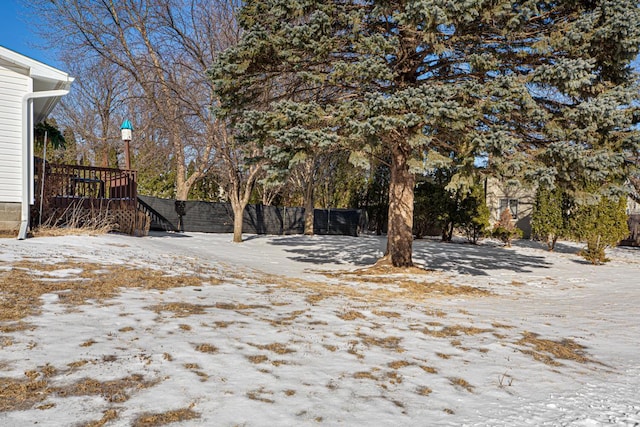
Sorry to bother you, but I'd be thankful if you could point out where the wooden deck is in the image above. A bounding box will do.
[34,161,148,235]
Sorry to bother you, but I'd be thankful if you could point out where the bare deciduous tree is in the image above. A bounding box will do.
[30,0,242,200]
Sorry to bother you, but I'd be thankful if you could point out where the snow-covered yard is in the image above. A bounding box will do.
[1,232,639,426]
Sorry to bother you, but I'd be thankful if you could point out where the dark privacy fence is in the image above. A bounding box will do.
[137,195,362,236]
[622,214,640,246]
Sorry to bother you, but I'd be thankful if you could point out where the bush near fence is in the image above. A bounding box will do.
[137,195,362,236]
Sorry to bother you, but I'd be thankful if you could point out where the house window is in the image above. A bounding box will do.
[499,198,518,219]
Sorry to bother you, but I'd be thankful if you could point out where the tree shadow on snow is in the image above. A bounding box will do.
[511,239,582,255]
[413,240,553,275]
[267,235,386,267]
[269,235,553,276]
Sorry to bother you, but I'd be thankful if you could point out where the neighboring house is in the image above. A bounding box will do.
[484,177,535,238]
[0,46,74,238]
[626,197,640,215]
[485,177,640,241]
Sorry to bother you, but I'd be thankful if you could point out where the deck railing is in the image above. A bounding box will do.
[35,162,137,210]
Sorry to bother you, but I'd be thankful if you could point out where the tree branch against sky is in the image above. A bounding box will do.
[29,0,242,200]
[213,0,640,267]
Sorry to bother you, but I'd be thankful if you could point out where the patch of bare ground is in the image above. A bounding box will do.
[0,367,157,413]
[449,377,475,392]
[78,409,118,427]
[246,387,275,403]
[388,360,412,369]
[0,261,214,322]
[516,332,594,366]
[194,343,218,354]
[132,406,200,427]
[337,310,366,320]
[55,374,158,403]
[356,332,404,352]
[417,386,432,396]
[248,342,296,355]
[372,310,401,318]
[269,310,307,326]
[214,302,269,311]
[148,303,211,317]
[261,267,489,305]
[420,325,494,338]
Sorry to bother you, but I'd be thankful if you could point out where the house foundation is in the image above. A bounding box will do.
[0,202,21,232]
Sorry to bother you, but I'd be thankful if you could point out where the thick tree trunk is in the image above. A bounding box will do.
[303,179,314,235]
[386,143,415,267]
[232,203,244,243]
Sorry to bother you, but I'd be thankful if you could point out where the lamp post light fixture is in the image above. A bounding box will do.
[120,119,133,170]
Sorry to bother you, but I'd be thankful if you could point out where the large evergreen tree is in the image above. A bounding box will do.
[212,0,640,267]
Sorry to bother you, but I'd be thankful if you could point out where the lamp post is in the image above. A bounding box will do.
[120,119,133,170]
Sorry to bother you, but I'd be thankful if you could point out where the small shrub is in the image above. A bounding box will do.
[568,194,628,265]
[492,208,522,247]
[531,186,566,251]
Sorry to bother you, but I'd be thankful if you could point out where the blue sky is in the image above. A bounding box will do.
[1,0,638,73]
[0,0,62,67]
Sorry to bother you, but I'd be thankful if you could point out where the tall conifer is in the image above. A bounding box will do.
[211,1,640,267]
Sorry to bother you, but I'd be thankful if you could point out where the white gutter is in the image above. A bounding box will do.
[18,90,71,240]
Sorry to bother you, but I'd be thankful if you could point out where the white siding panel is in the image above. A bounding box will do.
[0,64,29,203]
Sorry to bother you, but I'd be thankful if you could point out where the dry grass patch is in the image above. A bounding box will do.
[356,332,404,352]
[149,303,211,317]
[79,409,118,427]
[56,374,157,403]
[118,326,135,332]
[214,302,268,311]
[213,321,233,328]
[419,365,438,374]
[516,332,593,366]
[183,364,208,380]
[0,375,50,411]
[321,267,491,300]
[0,322,32,333]
[0,260,212,322]
[421,325,493,338]
[132,407,200,427]
[353,371,378,380]
[372,310,402,318]
[67,360,90,369]
[268,270,488,306]
[426,309,447,318]
[417,386,432,396]
[397,280,491,298]
[194,343,218,354]
[326,264,433,277]
[337,310,366,321]
[246,387,275,403]
[246,355,269,364]
[492,322,515,329]
[449,377,474,392]
[0,369,157,412]
[270,310,307,326]
[249,342,296,355]
[388,360,412,369]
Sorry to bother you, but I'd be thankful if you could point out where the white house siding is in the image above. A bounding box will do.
[0,60,31,204]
